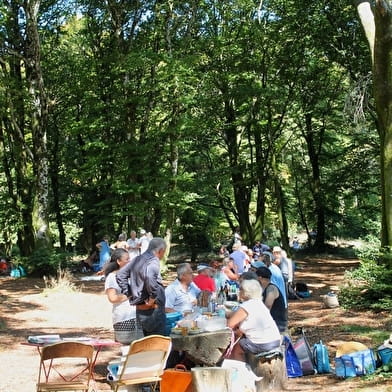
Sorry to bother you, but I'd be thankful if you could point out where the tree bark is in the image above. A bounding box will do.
[223,97,252,243]
[373,1,392,249]
[356,0,392,250]
[24,0,51,248]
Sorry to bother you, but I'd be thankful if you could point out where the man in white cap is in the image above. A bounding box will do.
[193,264,216,292]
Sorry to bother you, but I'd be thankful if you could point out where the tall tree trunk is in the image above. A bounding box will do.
[271,152,290,251]
[303,113,326,249]
[374,2,392,249]
[356,0,392,250]
[25,0,51,248]
[2,1,36,256]
[223,98,252,243]
[49,121,66,250]
[254,118,269,243]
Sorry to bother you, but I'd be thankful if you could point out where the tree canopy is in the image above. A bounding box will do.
[0,0,383,268]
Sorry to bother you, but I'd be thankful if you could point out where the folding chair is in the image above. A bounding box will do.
[36,341,94,392]
[109,335,172,392]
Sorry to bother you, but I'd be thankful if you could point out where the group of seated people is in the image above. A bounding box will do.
[163,244,291,362]
[104,238,293,364]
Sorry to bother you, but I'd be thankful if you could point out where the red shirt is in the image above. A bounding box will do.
[193,274,216,292]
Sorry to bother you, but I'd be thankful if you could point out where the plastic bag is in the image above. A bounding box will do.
[284,335,303,378]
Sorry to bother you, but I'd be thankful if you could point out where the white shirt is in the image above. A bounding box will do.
[105,272,137,325]
[127,237,140,260]
[139,235,150,254]
[239,298,281,344]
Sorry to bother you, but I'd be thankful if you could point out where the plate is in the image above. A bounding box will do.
[62,337,92,342]
[188,328,202,335]
[224,301,239,309]
[171,328,183,335]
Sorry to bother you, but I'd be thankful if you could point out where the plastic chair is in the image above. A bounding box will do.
[109,335,172,392]
[36,341,94,392]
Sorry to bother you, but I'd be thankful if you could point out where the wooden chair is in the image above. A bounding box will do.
[36,341,94,392]
[109,335,172,392]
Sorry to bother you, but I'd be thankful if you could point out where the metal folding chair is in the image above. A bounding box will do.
[36,341,94,392]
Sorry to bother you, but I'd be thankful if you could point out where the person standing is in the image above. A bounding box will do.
[262,251,288,308]
[256,267,288,333]
[126,230,141,261]
[104,248,142,344]
[116,237,167,336]
[110,233,129,251]
[229,242,247,275]
[96,235,111,269]
[139,229,150,255]
[272,246,289,297]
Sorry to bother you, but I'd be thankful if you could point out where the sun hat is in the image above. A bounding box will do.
[197,264,212,272]
[383,333,392,349]
[272,246,282,252]
[140,229,146,234]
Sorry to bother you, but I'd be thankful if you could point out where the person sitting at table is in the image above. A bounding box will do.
[165,263,201,314]
[221,257,239,283]
[193,264,216,293]
[226,279,281,362]
[104,248,142,344]
[256,266,288,333]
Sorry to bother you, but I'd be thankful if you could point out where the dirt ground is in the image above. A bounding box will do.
[1,255,392,392]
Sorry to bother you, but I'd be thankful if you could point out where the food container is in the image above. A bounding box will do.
[197,316,227,332]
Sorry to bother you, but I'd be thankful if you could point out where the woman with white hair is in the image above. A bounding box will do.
[226,279,281,362]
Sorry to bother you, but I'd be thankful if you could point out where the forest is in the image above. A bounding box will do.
[0,1,391,273]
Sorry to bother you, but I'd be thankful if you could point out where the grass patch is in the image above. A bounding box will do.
[339,325,389,345]
[42,268,80,296]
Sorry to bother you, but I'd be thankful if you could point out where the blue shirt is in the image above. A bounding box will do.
[165,279,201,313]
[269,264,288,308]
[229,250,247,274]
[98,240,111,267]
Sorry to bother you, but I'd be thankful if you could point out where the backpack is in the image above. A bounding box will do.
[313,340,331,374]
[295,282,310,298]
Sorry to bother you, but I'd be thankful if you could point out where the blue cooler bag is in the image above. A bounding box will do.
[335,349,376,378]
[377,345,392,365]
[165,312,183,336]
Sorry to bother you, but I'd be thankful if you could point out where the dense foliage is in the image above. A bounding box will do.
[339,240,392,311]
[0,0,384,271]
